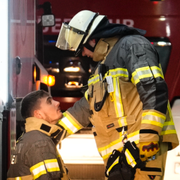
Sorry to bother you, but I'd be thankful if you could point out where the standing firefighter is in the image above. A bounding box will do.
[56,10,179,180]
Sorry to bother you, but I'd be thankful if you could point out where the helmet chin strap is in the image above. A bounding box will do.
[83,41,96,52]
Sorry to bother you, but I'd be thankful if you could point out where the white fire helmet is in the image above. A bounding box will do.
[56,10,105,56]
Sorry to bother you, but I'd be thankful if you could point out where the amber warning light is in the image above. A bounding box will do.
[44,75,55,86]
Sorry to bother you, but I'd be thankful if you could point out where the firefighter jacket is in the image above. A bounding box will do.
[57,35,179,166]
[7,117,69,180]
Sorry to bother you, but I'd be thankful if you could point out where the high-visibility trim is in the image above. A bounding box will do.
[87,68,127,117]
[161,129,177,135]
[132,66,153,85]
[142,111,166,120]
[125,149,136,167]
[141,111,166,128]
[88,74,99,85]
[84,89,89,100]
[44,159,60,172]
[132,65,164,85]
[108,68,129,78]
[98,131,139,160]
[58,112,83,135]
[15,177,22,180]
[150,66,164,79]
[161,121,177,135]
[30,162,46,179]
[88,68,129,86]
[106,156,119,176]
[113,77,124,117]
[118,117,127,127]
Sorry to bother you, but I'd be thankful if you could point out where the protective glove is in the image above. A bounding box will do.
[123,141,145,169]
[139,141,160,161]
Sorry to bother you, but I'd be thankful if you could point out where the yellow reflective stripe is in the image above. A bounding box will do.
[142,111,166,120]
[167,101,173,121]
[15,177,22,180]
[44,159,60,172]
[106,157,119,176]
[161,121,177,135]
[99,140,124,160]
[118,117,127,127]
[151,66,164,79]
[98,131,139,160]
[30,162,46,179]
[161,129,177,135]
[108,68,129,78]
[127,130,139,144]
[58,112,82,135]
[132,66,153,85]
[88,68,129,86]
[84,90,88,100]
[113,77,124,117]
[141,119,163,127]
[88,74,99,85]
[125,149,136,167]
[142,111,166,128]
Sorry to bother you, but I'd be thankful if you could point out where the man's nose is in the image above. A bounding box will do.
[55,100,60,106]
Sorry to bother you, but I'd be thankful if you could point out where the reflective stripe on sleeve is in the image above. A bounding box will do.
[44,159,60,172]
[30,162,46,179]
[161,102,177,135]
[131,65,164,85]
[151,66,164,79]
[131,66,153,85]
[142,111,166,128]
[58,112,83,135]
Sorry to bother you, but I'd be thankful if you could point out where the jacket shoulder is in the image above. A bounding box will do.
[119,35,150,50]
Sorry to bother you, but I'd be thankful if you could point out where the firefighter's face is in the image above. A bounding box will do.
[36,96,62,124]
[82,47,94,58]
[81,39,96,58]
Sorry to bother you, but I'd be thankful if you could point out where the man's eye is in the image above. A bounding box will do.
[47,98,52,104]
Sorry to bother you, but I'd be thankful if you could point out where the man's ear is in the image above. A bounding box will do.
[89,39,96,47]
[33,109,43,119]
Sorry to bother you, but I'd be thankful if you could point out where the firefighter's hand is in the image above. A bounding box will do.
[139,142,160,161]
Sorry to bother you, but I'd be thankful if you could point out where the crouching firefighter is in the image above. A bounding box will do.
[7,90,70,180]
[55,10,179,180]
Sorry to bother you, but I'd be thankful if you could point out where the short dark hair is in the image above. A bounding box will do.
[20,90,49,119]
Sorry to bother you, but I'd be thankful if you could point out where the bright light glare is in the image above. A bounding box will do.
[64,66,80,72]
[58,134,104,164]
[157,41,171,46]
[159,16,166,21]
[175,163,180,174]
[0,0,8,104]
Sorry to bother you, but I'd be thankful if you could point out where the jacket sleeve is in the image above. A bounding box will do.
[25,140,61,180]
[57,97,91,136]
[119,35,168,142]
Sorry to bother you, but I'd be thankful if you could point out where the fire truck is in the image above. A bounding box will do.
[0,0,57,179]
[1,0,180,179]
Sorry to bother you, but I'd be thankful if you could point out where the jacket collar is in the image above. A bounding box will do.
[93,36,120,62]
[25,117,65,144]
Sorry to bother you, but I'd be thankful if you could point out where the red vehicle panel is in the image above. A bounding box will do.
[38,0,180,103]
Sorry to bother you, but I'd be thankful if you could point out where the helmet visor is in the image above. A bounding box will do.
[56,22,85,51]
